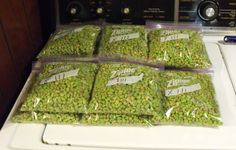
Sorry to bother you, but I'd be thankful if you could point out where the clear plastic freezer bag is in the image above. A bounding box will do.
[98,25,149,62]
[20,63,98,113]
[81,114,153,126]
[38,25,101,58]
[148,29,211,69]
[155,71,222,127]
[87,62,162,115]
[12,112,80,124]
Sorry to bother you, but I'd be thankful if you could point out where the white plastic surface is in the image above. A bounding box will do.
[0,39,236,150]
[219,43,236,94]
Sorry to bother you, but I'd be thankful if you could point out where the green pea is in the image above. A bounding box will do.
[38,25,101,58]
[148,29,212,69]
[81,113,153,126]
[98,25,149,62]
[20,62,98,114]
[152,71,222,127]
[87,62,162,116]
[12,112,80,124]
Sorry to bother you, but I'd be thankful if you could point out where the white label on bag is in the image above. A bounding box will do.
[53,30,72,40]
[109,33,140,43]
[49,66,70,75]
[161,30,179,36]
[167,79,190,88]
[111,29,132,36]
[107,73,144,86]
[165,83,201,97]
[73,27,84,33]
[110,68,136,79]
[40,69,79,85]
[160,34,189,42]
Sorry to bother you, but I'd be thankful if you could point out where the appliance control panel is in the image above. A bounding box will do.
[58,0,236,27]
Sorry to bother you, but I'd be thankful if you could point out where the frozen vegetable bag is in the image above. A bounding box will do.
[88,62,162,116]
[98,25,149,62]
[12,112,80,124]
[81,113,153,126]
[156,71,222,127]
[148,29,211,69]
[20,62,98,113]
[38,25,100,58]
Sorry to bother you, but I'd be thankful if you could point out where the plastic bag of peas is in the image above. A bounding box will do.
[98,25,149,62]
[155,71,222,127]
[12,112,80,124]
[20,62,98,114]
[87,62,162,116]
[148,29,212,69]
[80,113,153,126]
[38,25,101,58]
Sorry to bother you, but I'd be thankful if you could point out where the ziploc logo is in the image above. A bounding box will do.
[109,33,140,43]
[110,68,136,79]
[167,79,190,88]
[160,34,189,42]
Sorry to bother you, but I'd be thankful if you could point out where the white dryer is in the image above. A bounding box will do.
[1,29,236,150]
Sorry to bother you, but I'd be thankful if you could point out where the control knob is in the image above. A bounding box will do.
[96,7,103,14]
[122,7,130,14]
[197,0,219,21]
[67,2,81,16]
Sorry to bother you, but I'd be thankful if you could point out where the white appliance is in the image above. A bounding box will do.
[1,29,236,150]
